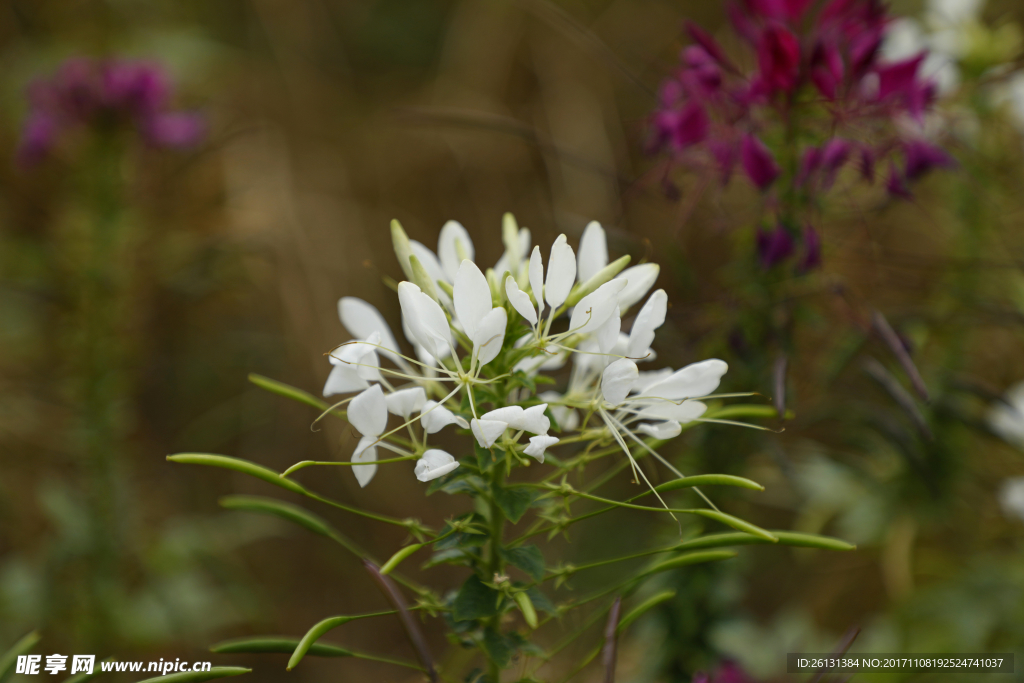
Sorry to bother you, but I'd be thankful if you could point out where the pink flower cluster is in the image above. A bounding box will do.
[650,0,954,271]
[17,58,205,167]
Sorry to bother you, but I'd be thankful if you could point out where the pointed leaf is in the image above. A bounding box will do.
[503,545,545,581]
[211,637,352,658]
[0,631,40,683]
[454,574,499,621]
[167,454,305,494]
[652,474,764,493]
[493,486,534,524]
[131,668,250,683]
[616,590,676,633]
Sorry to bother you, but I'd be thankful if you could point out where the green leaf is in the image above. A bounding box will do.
[211,637,352,657]
[219,495,333,537]
[638,550,736,579]
[503,545,545,581]
[0,631,40,683]
[525,586,556,615]
[675,531,855,553]
[427,472,484,497]
[435,514,489,551]
[616,590,676,633]
[422,547,476,569]
[132,667,250,683]
[493,487,534,524]
[248,374,331,412]
[481,628,514,668]
[688,510,777,542]
[167,454,305,495]
[453,575,499,621]
[653,474,764,493]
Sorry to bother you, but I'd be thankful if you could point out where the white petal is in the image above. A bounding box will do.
[414,449,460,482]
[474,307,507,367]
[352,435,378,488]
[595,306,621,355]
[454,259,492,340]
[632,368,674,395]
[569,278,627,336]
[515,404,551,435]
[398,281,452,361]
[506,275,538,325]
[615,264,660,311]
[627,290,668,361]
[524,435,559,463]
[420,400,469,434]
[636,421,682,440]
[385,386,427,418]
[602,358,638,405]
[348,384,388,436]
[338,297,402,361]
[483,406,524,424]
[636,399,707,423]
[577,221,608,283]
[438,220,474,281]
[323,364,368,397]
[544,234,577,310]
[529,246,545,317]
[471,418,508,448]
[639,359,728,400]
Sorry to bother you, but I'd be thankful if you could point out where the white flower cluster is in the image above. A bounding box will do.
[323,215,728,490]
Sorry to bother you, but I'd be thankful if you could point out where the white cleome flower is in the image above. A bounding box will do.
[310,214,735,494]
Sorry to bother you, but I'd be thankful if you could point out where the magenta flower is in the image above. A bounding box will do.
[16,57,204,167]
[742,134,780,190]
[649,0,953,274]
[756,224,795,268]
[756,24,801,94]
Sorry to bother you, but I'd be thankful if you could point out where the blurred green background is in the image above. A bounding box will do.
[2,0,1024,681]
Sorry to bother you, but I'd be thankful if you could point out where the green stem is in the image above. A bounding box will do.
[486,463,506,680]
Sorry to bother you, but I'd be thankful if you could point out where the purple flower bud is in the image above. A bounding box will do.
[742,133,780,190]
[685,22,737,72]
[16,114,59,167]
[54,58,102,121]
[903,139,953,180]
[102,61,169,116]
[810,43,845,99]
[143,111,206,148]
[756,224,795,268]
[756,25,801,94]
[797,225,822,273]
[876,53,925,101]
